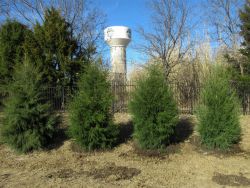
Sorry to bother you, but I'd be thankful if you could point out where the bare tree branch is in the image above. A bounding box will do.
[0,1,10,18]
[205,0,243,49]
[137,0,193,80]
[2,0,106,55]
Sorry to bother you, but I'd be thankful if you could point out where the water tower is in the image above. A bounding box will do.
[104,26,131,79]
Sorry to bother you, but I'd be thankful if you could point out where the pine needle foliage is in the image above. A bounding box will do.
[0,20,30,106]
[0,20,29,85]
[1,61,59,153]
[129,64,179,150]
[68,63,118,151]
[196,65,241,150]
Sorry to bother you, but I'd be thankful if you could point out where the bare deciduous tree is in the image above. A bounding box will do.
[137,0,193,80]
[205,0,245,75]
[205,0,243,49]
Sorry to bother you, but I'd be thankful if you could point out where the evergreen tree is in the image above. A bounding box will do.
[196,65,241,150]
[222,2,250,115]
[68,63,118,150]
[239,0,250,77]
[1,61,59,153]
[129,64,179,150]
[240,1,250,57]
[31,7,85,87]
[0,20,29,87]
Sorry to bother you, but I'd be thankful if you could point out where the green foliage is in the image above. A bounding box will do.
[1,61,59,153]
[0,20,29,87]
[0,8,96,89]
[68,63,118,151]
[196,65,241,150]
[239,1,250,75]
[240,1,250,55]
[31,7,80,87]
[129,64,179,150]
[24,7,91,88]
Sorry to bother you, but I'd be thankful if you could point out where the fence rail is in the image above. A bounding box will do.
[44,81,250,115]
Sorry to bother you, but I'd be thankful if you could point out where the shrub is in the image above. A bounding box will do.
[196,65,241,150]
[1,61,59,153]
[129,64,179,149]
[68,63,118,150]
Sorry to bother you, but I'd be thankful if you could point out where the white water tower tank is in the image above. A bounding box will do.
[104,26,131,76]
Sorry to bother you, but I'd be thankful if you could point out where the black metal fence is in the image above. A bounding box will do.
[43,87,75,111]
[44,81,250,115]
[110,81,201,114]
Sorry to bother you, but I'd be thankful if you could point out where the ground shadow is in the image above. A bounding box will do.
[84,163,141,181]
[47,128,68,150]
[170,116,194,144]
[46,113,69,150]
[70,120,134,153]
[117,120,134,145]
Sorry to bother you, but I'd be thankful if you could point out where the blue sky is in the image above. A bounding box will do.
[96,0,152,65]
[1,0,242,72]
[95,0,206,69]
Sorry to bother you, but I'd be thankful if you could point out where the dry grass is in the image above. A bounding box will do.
[0,114,250,188]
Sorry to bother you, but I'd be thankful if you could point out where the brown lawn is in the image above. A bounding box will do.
[0,114,250,188]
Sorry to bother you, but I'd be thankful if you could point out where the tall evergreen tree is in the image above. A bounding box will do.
[239,0,250,77]
[129,64,179,150]
[30,7,86,87]
[68,63,118,151]
[0,20,29,87]
[1,60,59,153]
[196,65,241,150]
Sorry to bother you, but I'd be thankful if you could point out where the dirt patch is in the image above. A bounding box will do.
[46,168,77,179]
[85,163,141,181]
[45,164,141,182]
[212,172,250,186]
